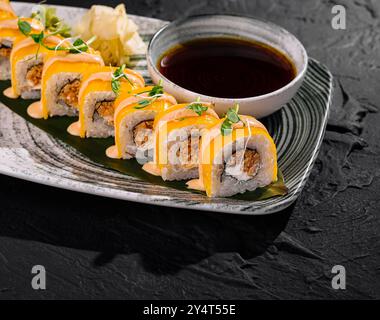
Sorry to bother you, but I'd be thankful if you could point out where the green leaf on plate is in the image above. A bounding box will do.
[0,80,288,201]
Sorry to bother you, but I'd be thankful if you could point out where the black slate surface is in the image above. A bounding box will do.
[1,0,379,299]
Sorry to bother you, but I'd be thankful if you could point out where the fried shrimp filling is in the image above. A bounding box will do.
[57,79,81,108]
[175,135,200,168]
[224,149,261,181]
[26,63,43,87]
[94,100,114,125]
[0,45,12,58]
[133,120,154,148]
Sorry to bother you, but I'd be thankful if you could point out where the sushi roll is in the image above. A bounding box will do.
[0,0,16,21]
[106,84,177,161]
[7,35,65,99]
[27,49,104,119]
[67,65,145,138]
[143,101,219,181]
[0,18,43,80]
[187,107,278,197]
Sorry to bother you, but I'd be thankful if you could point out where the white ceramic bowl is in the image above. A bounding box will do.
[147,14,308,118]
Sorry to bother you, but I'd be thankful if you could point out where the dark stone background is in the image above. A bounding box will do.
[1,0,379,299]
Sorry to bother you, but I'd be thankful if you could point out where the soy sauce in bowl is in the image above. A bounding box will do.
[158,37,296,99]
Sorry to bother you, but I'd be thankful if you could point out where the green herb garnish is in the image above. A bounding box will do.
[134,99,153,109]
[18,19,32,36]
[18,19,91,56]
[221,104,241,136]
[148,81,164,97]
[133,80,164,109]
[30,31,44,44]
[68,38,89,53]
[186,98,208,116]
[31,5,71,38]
[111,64,134,96]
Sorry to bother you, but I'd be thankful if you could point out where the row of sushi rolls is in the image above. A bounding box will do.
[0,0,279,198]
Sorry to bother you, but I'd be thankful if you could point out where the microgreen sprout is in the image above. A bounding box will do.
[221,103,241,136]
[18,19,92,57]
[133,80,164,109]
[111,64,134,95]
[186,97,208,116]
